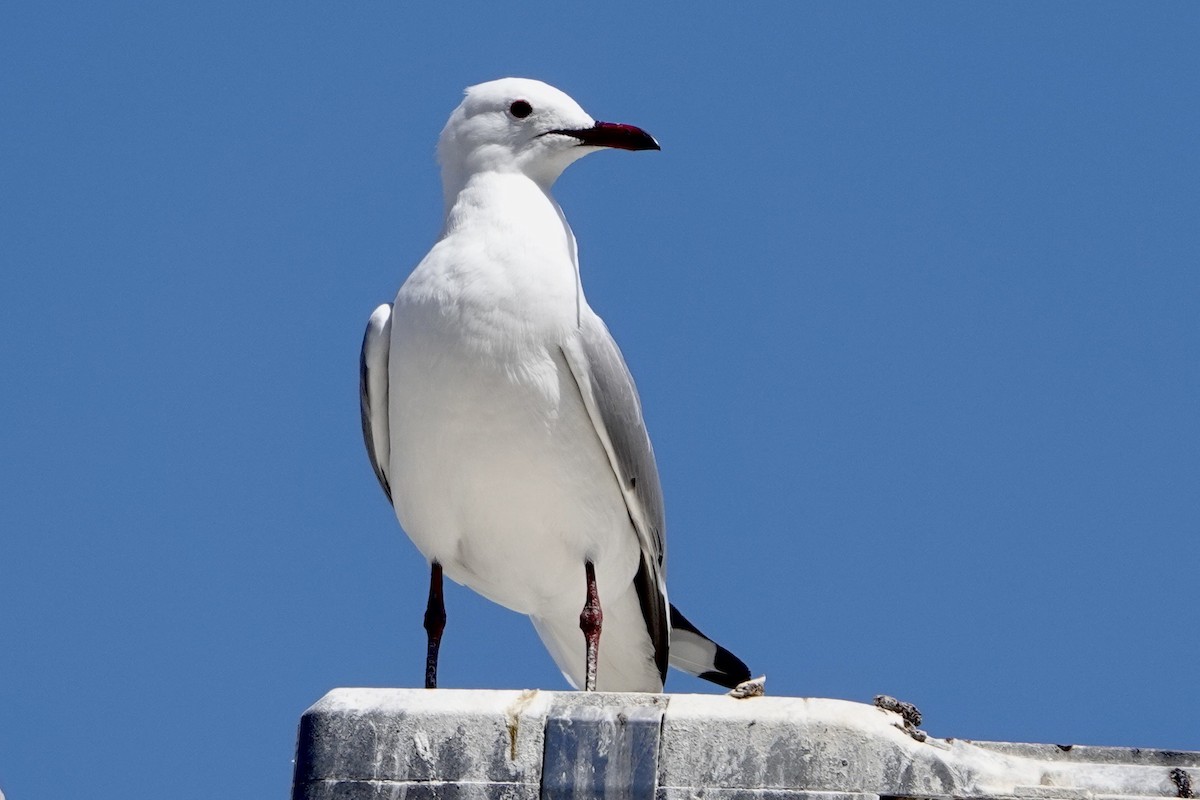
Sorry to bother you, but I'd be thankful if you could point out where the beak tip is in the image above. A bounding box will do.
[556,121,661,152]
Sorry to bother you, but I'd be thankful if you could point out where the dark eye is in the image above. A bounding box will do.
[509,100,533,119]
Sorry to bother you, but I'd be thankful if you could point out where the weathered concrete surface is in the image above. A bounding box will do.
[542,693,666,800]
[293,688,553,799]
[291,689,1198,800]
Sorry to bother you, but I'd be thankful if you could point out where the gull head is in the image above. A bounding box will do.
[437,77,659,194]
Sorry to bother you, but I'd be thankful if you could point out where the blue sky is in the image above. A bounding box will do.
[3,3,1198,798]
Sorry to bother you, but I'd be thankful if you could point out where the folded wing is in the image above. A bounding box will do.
[560,310,669,684]
[359,303,393,503]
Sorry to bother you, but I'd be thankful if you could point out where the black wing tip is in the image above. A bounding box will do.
[669,603,699,633]
[669,603,753,689]
[704,644,752,689]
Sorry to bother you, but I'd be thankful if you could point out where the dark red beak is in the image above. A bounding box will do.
[548,121,660,151]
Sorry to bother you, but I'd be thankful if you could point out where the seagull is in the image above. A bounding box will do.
[360,78,750,692]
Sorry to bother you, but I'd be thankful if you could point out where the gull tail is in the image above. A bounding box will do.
[668,604,752,689]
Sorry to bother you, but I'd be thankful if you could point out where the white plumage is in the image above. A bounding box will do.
[360,78,748,692]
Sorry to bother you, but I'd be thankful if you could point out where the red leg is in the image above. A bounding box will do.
[423,562,446,689]
[579,560,603,692]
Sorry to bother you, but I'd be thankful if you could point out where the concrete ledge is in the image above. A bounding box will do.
[291,688,1198,800]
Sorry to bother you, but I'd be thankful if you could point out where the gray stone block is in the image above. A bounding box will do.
[293,688,553,800]
[541,693,666,800]
[291,689,1198,800]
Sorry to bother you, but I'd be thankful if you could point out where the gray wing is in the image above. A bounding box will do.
[560,310,669,682]
[360,303,393,503]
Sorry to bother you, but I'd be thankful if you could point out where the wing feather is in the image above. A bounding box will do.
[560,310,668,682]
[360,303,393,503]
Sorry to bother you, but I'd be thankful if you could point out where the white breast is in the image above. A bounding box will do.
[384,174,640,616]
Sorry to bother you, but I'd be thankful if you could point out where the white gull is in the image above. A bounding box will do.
[360,78,749,692]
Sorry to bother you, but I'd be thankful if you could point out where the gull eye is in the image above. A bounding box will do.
[509,100,533,119]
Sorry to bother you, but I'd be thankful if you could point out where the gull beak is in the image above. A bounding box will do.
[548,121,661,151]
